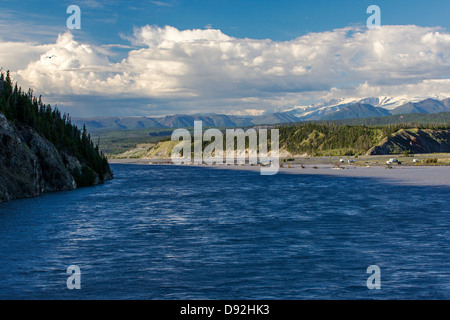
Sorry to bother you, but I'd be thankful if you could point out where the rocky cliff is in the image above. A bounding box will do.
[0,113,112,202]
[366,129,450,155]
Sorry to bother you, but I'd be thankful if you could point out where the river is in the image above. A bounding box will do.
[0,164,449,299]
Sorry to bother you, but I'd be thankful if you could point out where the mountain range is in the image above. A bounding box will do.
[73,97,450,131]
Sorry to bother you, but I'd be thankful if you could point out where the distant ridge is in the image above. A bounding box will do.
[73,114,290,131]
[322,103,391,121]
[156,114,254,128]
[250,113,300,125]
[391,98,450,115]
[73,97,450,132]
[326,111,450,126]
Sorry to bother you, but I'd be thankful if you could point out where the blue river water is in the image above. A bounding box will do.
[0,164,449,300]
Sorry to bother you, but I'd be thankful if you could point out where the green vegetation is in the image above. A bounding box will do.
[88,128,170,156]
[106,121,450,159]
[278,122,450,157]
[0,71,111,186]
[279,123,383,156]
[403,149,414,157]
[115,143,156,159]
[94,126,234,157]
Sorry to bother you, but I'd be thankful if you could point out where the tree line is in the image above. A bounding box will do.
[278,122,450,156]
[0,71,110,186]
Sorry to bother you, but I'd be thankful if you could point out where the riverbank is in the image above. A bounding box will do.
[109,156,450,187]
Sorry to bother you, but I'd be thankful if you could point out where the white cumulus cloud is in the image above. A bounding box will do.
[2,24,450,116]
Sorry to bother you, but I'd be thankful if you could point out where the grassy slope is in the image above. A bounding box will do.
[89,128,172,156]
[87,113,450,159]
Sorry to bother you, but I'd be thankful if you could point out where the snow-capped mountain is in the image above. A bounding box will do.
[278,96,433,121]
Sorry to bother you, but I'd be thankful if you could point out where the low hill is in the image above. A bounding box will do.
[115,141,180,159]
[113,121,450,160]
[278,123,385,157]
[366,129,450,155]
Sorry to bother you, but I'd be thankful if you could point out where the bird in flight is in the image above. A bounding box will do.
[46,55,56,59]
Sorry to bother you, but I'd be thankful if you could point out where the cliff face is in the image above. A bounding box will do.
[366,129,450,155]
[0,113,111,202]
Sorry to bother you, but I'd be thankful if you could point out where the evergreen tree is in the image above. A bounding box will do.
[0,70,112,186]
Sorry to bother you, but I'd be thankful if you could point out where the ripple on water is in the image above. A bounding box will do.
[0,164,449,299]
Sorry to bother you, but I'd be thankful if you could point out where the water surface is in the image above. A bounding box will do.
[0,164,449,299]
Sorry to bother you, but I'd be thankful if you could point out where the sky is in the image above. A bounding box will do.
[1,0,450,117]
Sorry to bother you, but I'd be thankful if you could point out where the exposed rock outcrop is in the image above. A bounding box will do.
[366,129,450,155]
[0,113,110,202]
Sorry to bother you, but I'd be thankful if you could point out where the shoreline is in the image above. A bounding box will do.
[108,158,450,187]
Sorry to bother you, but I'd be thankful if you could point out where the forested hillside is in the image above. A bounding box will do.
[0,71,112,201]
[278,122,450,156]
